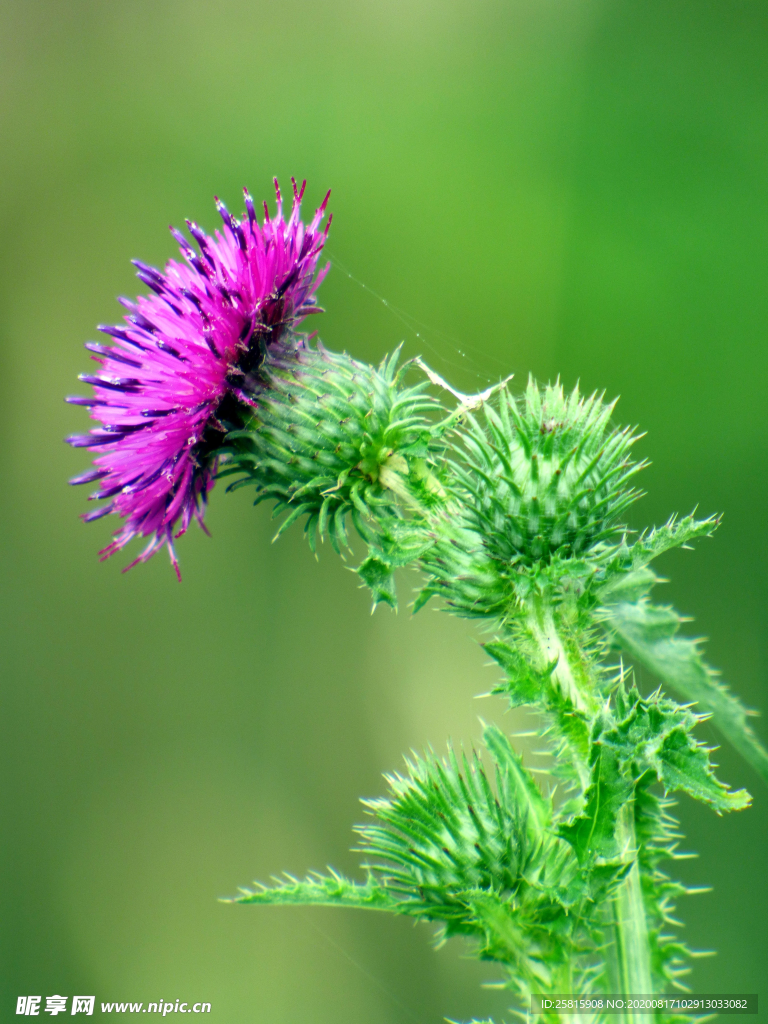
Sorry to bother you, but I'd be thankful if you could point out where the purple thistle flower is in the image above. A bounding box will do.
[67,179,331,578]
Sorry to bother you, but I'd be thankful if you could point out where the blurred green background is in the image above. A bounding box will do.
[1,0,767,1020]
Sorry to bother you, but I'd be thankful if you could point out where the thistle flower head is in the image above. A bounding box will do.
[67,179,331,577]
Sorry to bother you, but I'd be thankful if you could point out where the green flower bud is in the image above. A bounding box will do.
[222,339,446,558]
[416,379,643,618]
[457,378,643,566]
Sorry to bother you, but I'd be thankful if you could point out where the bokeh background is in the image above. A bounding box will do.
[1,0,767,1020]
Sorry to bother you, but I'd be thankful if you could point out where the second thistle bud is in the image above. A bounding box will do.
[418,379,643,617]
[458,378,643,566]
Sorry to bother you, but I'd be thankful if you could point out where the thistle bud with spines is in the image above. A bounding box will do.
[415,378,643,626]
[221,338,448,602]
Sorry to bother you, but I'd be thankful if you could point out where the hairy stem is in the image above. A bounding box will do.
[528,600,655,1010]
[530,601,586,706]
[607,801,653,1018]
[525,596,594,788]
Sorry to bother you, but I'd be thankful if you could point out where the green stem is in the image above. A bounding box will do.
[607,800,653,1023]
[526,597,594,790]
[527,599,654,1019]
[528,599,588,711]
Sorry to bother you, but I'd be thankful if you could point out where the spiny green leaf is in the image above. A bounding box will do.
[356,555,397,610]
[654,726,750,812]
[559,742,632,864]
[602,599,768,786]
[600,688,751,812]
[597,566,659,604]
[485,641,553,707]
[229,870,400,911]
[482,724,551,836]
[627,514,720,571]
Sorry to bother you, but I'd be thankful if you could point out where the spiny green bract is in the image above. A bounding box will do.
[220,340,446,568]
[415,379,643,619]
[356,726,561,914]
[456,378,643,566]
